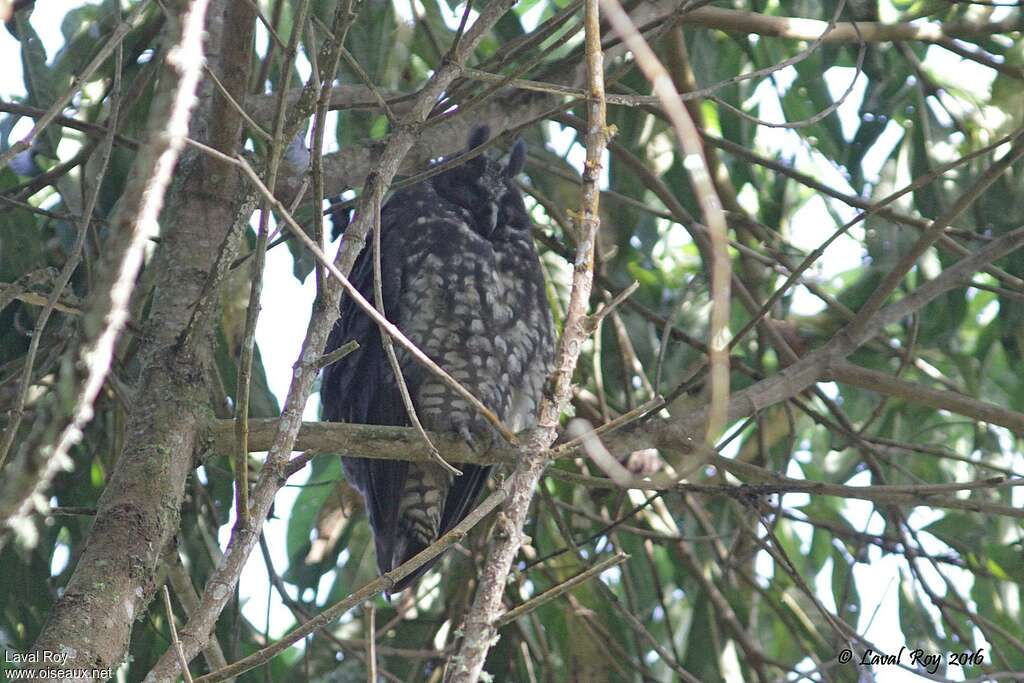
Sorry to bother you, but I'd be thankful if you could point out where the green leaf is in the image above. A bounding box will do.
[11,12,58,157]
[831,547,860,627]
[283,456,342,588]
[922,513,987,559]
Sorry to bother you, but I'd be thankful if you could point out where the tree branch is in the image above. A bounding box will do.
[626,225,1024,459]
[191,486,509,683]
[0,0,150,168]
[828,361,1024,434]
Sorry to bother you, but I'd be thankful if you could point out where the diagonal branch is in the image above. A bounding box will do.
[635,225,1024,456]
[827,361,1024,434]
[842,130,1024,344]
[0,0,151,168]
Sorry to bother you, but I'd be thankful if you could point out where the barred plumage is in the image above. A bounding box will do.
[321,128,554,593]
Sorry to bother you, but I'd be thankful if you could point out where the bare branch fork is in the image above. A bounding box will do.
[639,223,1024,456]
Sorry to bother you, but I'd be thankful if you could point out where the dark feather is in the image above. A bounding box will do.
[507,138,526,177]
[467,125,490,151]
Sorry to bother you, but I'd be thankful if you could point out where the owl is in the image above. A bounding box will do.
[321,127,555,593]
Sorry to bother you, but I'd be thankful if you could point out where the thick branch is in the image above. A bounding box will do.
[828,361,1024,434]
[208,419,513,465]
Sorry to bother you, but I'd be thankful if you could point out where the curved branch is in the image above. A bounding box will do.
[679,6,1022,43]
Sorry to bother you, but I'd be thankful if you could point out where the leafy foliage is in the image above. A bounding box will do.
[1,0,1023,681]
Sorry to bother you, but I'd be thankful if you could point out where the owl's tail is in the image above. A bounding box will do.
[380,462,493,595]
[383,463,453,594]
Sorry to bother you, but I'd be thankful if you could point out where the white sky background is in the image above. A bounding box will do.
[2,2,1015,681]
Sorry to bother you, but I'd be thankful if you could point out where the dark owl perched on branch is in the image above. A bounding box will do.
[321,128,555,593]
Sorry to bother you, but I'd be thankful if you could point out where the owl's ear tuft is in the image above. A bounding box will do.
[467,126,490,151]
[506,137,526,177]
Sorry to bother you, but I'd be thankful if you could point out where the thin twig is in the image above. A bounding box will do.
[677,5,1021,43]
[843,130,1024,344]
[231,0,312,529]
[309,0,360,295]
[203,64,272,140]
[0,101,140,149]
[316,339,360,370]
[340,47,397,123]
[162,586,196,683]
[585,280,639,330]
[0,41,123,471]
[0,0,150,168]
[550,396,663,456]
[365,602,377,683]
[828,361,1024,434]
[237,0,286,49]
[497,551,629,626]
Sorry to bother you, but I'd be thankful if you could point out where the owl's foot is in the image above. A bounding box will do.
[451,414,499,454]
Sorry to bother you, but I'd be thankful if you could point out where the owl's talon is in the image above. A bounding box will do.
[458,424,476,451]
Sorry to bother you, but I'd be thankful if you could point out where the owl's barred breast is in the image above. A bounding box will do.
[397,194,549,442]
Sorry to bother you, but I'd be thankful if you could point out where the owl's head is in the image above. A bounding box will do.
[431,126,530,240]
